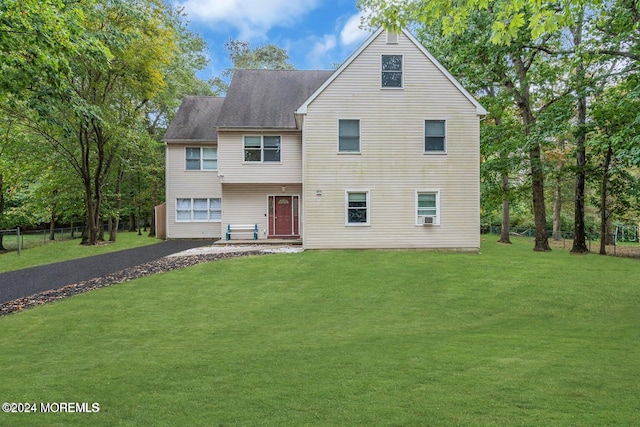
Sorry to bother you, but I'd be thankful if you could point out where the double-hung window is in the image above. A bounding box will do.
[338,119,360,153]
[381,55,403,88]
[243,136,281,162]
[416,191,440,225]
[346,191,370,226]
[425,120,446,153]
[186,147,217,170]
[176,198,222,221]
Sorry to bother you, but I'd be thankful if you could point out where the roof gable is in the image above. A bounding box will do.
[217,69,333,129]
[163,96,224,142]
[296,28,487,116]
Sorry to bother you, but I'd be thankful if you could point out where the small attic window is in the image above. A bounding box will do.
[386,30,399,44]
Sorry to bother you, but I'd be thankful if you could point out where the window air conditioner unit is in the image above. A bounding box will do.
[419,215,435,225]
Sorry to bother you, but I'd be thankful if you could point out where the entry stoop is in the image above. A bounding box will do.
[214,238,302,246]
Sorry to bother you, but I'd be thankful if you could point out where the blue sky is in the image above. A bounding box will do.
[174,0,373,81]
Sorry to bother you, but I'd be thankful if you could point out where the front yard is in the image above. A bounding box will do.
[0,238,638,426]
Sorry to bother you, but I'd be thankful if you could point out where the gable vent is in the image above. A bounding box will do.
[386,30,399,44]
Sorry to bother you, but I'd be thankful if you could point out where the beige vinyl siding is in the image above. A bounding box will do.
[302,31,480,249]
[222,184,302,240]
[217,131,302,184]
[165,143,223,238]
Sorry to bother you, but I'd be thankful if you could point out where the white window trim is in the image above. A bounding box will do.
[381,54,403,89]
[345,190,370,226]
[242,135,282,164]
[175,198,222,222]
[337,118,361,154]
[185,146,218,171]
[415,190,440,226]
[424,119,448,154]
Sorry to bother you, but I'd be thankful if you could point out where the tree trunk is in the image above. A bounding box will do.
[129,212,136,232]
[80,124,99,246]
[530,144,551,251]
[109,217,118,241]
[553,178,562,240]
[493,113,511,245]
[109,169,124,242]
[599,144,613,255]
[0,172,5,251]
[49,190,57,241]
[572,136,588,253]
[571,9,589,254]
[49,213,56,241]
[498,171,511,244]
[605,217,614,245]
[510,56,550,252]
[80,119,116,245]
[82,176,97,245]
[108,216,114,240]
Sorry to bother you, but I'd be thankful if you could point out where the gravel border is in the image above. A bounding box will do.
[0,250,264,317]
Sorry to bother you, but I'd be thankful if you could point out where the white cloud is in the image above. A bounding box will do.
[340,12,370,46]
[306,34,337,69]
[178,0,320,39]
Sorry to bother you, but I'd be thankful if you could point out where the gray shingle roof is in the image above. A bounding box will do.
[163,96,224,142]
[216,69,333,129]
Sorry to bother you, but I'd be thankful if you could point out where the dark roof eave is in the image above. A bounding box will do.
[216,126,301,131]
[163,139,218,144]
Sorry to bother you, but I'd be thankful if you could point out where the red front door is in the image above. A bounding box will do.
[269,196,299,237]
[274,196,293,236]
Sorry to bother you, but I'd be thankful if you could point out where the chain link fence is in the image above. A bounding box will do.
[0,222,136,254]
[0,227,85,253]
[483,225,640,258]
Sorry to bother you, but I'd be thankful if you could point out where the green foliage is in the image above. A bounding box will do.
[211,39,294,94]
[1,245,639,425]
[587,79,640,222]
[0,0,86,96]
[363,0,640,242]
[0,0,211,243]
[359,0,583,45]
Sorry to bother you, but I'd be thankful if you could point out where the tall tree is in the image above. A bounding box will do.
[358,0,640,252]
[569,5,590,253]
[480,92,527,244]
[411,10,566,251]
[589,79,640,254]
[211,40,294,94]
[0,0,85,97]
[358,0,586,45]
[1,0,205,245]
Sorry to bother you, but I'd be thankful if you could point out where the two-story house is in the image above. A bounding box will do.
[163,28,487,250]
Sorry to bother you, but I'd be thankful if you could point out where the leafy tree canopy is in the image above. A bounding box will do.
[358,0,595,44]
[211,40,294,94]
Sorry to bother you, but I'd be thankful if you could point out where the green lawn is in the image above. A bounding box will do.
[0,232,160,272]
[0,238,638,426]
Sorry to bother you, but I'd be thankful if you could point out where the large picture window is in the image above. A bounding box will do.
[176,198,221,222]
[186,147,217,170]
[346,191,369,225]
[338,119,360,152]
[243,135,281,162]
[382,55,403,88]
[425,120,446,153]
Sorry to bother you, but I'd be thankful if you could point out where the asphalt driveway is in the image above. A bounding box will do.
[0,240,215,305]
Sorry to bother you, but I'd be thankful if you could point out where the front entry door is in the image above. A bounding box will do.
[274,196,293,236]
[268,195,299,238]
